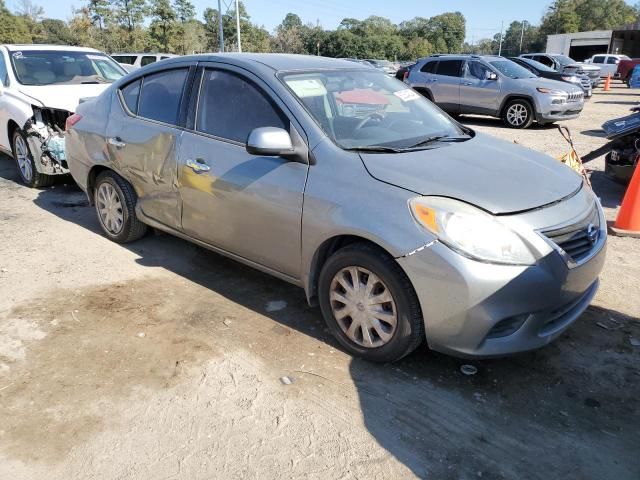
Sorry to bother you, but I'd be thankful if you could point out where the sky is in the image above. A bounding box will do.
[15,0,640,42]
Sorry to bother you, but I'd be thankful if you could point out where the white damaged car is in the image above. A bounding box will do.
[0,45,127,187]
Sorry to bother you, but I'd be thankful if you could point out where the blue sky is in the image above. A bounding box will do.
[15,0,640,41]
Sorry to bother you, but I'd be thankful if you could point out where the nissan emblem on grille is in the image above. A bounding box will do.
[587,224,598,246]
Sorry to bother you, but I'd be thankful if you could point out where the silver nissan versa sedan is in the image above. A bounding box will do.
[64,54,607,362]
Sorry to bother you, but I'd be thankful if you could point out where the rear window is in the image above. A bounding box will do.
[420,61,437,73]
[9,50,126,86]
[137,68,188,125]
[435,60,462,77]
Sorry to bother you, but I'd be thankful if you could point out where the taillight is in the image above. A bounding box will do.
[65,114,82,131]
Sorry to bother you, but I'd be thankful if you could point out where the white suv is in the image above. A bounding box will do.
[0,44,127,187]
[111,53,178,71]
[584,54,630,78]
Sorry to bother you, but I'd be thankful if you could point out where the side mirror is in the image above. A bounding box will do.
[246,127,295,157]
[486,72,498,81]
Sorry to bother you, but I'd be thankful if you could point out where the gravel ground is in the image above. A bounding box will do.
[0,83,638,480]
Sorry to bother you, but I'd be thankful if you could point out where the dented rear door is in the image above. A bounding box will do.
[105,65,195,230]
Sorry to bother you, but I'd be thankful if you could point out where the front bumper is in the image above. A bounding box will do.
[536,97,584,123]
[397,192,606,358]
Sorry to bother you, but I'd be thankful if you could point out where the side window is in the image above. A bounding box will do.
[138,68,188,125]
[606,56,618,64]
[465,61,491,80]
[0,54,8,87]
[112,55,136,65]
[592,56,605,64]
[420,61,437,73]
[141,56,156,67]
[196,69,288,144]
[120,79,141,114]
[536,56,554,68]
[435,60,462,77]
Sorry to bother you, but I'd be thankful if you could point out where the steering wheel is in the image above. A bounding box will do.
[355,112,384,130]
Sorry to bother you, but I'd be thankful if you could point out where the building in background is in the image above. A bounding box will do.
[546,22,640,61]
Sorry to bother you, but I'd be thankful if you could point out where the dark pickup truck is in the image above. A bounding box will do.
[617,59,640,86]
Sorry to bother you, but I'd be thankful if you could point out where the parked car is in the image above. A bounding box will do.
[508,56,592,98]
[519,53,601,88]
[406,54,585,128]
[364,59,397,76]
[111,53,178,70]
[65,54,606,363]
[616,58,640,86]
[395,62,415,81]
[584,54,630,78]
[0,44,127,187]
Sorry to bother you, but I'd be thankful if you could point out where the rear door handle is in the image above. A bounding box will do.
[107,137,126,149]
[463,82,473,86]
[186,158,210,173]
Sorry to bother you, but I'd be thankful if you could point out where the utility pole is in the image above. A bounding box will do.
[519,20,527,54]
[217,0,224,52]
[498,20,504,56]
[235,0,242,53]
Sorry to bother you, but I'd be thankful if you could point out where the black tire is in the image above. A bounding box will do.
[11,129,55,188]
[94,170,147,243]
[318,242,424,363]
[502,99,534,129]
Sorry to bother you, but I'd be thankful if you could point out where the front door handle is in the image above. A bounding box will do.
[186,158,210,173]
[107,137,126,149]
[463,82,473,86]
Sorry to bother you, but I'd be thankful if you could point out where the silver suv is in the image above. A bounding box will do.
[406,55,585,128]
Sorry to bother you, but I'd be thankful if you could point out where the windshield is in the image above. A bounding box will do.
[554,55,576,66]
[520,57,556,73]
[489,60,536,79]
[9,50,127,86]
[281,69,466,150]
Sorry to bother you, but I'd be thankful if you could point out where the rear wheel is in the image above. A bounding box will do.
[502,99,534,129]
[94,171,147,243]
[318,243,424,363]
[11,129,55,188]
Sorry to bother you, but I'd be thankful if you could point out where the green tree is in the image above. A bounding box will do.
[150,0,176,52]
[40,18,74,44]
[87,0,111,30]
[272,13,304,53]
[539,0,580,35]
[500,21,543,56]
[0,0,31,43]
[173,0,195,23]
[203,7,221,51]
[113,0,148,32]
[426,12,466,53]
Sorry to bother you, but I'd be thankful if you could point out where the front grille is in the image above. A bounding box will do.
[567,91,583,102]
[586,70,599,79]
[542,204,600,264]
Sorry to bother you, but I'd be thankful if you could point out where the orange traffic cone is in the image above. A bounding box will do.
[603,73,611,91]
[610,162,640,237]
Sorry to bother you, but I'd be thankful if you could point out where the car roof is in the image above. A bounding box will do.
[112,52,177,56]
[2,44,101,53]
[158,53,371,72]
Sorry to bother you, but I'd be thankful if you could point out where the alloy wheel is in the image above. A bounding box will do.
[14,135,33,182]
[96,182,124,235]
[506,103,528,126]
[329,266,397,348]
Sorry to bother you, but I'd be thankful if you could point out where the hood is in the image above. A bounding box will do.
[360,132,582,214]
[17,83,111,112]
[518,76,581,92]
[564,62,600,73]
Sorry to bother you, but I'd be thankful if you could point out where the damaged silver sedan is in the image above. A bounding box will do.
[0,44,127,187]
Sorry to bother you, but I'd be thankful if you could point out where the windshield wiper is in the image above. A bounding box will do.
[344,145,406,153]
[408,134,470,148]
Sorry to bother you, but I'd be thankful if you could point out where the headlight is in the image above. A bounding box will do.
[536,87,567,95]
[409,197,536,265]
[561,75,579,82]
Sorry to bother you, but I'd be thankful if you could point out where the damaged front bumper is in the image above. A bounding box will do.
[24,106,72,176]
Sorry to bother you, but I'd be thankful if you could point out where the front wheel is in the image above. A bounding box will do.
[11,129,55,188]
[318,243,424,363]
[502,99,534,129]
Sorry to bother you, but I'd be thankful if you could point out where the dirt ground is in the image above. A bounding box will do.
[0,83,639,480]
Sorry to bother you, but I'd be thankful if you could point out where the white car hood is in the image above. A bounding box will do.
[17,84,110,112]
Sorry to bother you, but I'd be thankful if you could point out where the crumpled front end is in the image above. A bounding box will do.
[24,106,72,176]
